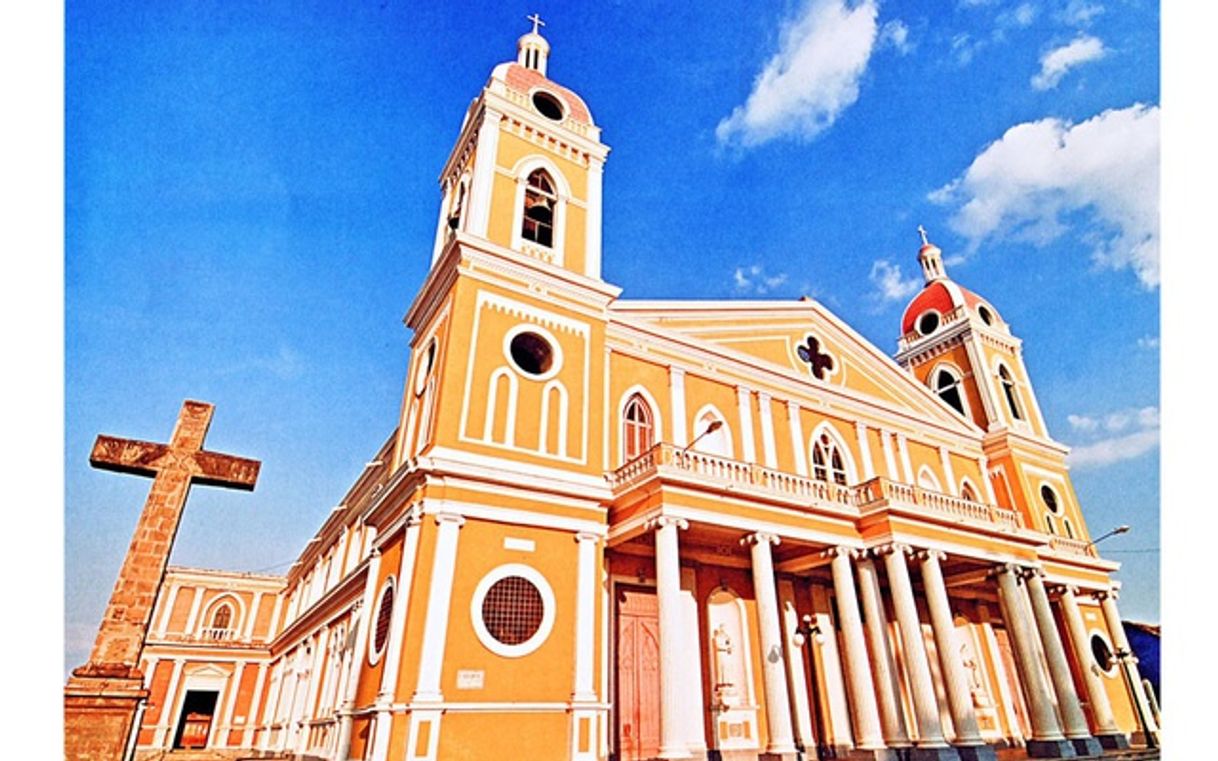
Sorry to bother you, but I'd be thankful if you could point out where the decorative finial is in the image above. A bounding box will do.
[527,13,546,35]
[917,224,930,247]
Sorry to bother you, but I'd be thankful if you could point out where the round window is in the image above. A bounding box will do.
[470,564,556,657]
[531,91,565,121]
[977,304,995,325]
[1040,484,1062,515]
[368,579,395,665]
[508,331,554,377]
[1090,633,1116,675]
[917,311,940,336]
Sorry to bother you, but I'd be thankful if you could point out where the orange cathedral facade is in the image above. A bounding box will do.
[110,24,1158,761]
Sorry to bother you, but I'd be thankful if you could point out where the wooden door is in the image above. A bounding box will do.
[180,712,212,749]
[617,586,661,761]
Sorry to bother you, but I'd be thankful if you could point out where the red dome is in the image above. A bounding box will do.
[900,280,986,336]
[502,64,593,126]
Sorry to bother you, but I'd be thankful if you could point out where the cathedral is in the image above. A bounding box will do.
[99,22,1158,761]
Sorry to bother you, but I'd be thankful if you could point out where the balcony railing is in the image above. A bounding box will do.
[200,626,235,641]
[1047,535,1097,558]
[609,443,1023,532]
[898,305,969,350]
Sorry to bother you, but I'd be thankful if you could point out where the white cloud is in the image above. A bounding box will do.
[1065,405,1159,468]
[878,20,913,55]
[868,259,921,302]
[1031,35,1106,90]
[1060,0,1104,26]
[1013,3,1038,26]
[716,0,879,148]
[733,264,789,295]
[1137,335,1160,350]
[929,103,1159,288]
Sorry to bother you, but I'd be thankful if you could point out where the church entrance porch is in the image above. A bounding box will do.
[173,690,219,750]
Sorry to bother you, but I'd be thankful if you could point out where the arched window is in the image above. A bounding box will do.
[211,604,232,631]
[998,364,1024,421]
[622,394,654,462]
[933,367,967,416]
[810,432,848,485]
[960,481,979,502]
[917,466,943,493]
[521,169,556,247]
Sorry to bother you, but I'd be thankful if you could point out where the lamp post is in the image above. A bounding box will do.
[1085,524,1130,548]
[682,419,723,454]
[795,614,834,760]
[1113,646,1157,750]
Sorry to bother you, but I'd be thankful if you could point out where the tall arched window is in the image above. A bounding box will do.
[933,367,967,416]
[998,364,1023,421]
[622,394,654,462]
[810,432,848,485]
[521,170,556,247]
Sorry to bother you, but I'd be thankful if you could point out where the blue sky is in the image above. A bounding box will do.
[63,0,1161,672]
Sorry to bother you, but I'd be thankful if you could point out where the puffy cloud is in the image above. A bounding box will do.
[868,259,921,302]
[878,20,913,55]
[1065,405,1159,468]
[733,264,789,295]
[930,104,1159,288]
[1031,35,1106,90]
[716,0,879,148]
[1059,0,1105,26]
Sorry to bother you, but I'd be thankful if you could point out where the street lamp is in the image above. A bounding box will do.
[1112,645,1157,750]
[795,614,834,760]
[1085,524,1130,548]
[682,419,724,454]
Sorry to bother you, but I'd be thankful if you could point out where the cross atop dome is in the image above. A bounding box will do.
[917,224,930,247]
[915,223,947,283]
[517,12,552,75]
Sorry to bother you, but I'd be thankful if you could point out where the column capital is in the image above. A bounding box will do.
[914,548,947,563]
[1047,583,1079,597]
[404,505,424,527]
[646,515,689,532]
[434,511,465,527]
[574,531,601,544]
[854,420,869,433]
[1095,587,1120,602]
[872,542,912,558]
[820,545,863,560]
[1020,565,1046,580]
[668,366,686,381]
[992,561,1029,579]
[741,531,780,547]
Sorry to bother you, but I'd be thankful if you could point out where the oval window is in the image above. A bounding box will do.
[531,91,565,121]
[509,331,554,377]
[1040,484,1062,515]
[917,311,940,336]
[1090,633,1115,674]
[977,304,995,325]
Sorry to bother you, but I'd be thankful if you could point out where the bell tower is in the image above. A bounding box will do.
[429,16,610,280]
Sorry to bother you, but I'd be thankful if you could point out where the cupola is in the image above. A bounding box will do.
[517,13,551,76]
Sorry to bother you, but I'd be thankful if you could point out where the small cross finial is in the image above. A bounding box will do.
[917,224,930,246]
[527,13,546,35]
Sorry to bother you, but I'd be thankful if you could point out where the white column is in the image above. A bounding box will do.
[878,544,949,749]
[1096,589,1159,735]
[939,446,957,495]
[155,658,185,747]
[220,660,247,740]
[412,512,466,703]
[650,516,691,759]
[154,582,180,637]
[371,511,425,761]
[669,368,688,448]
[994,565,1069,751]
[778,580,815,750]
[737,386,757,464]
[742,532,798,755]
[244,592,263,642]
[679,567,708,754]
[1057,586,1122,739]
[465,107,502,239]
[787,401,808,476]
[978,455,998,505]
[917,550,986,748]
[853,555,909,746]
[880,430,899,481]
[824,547,885,749]
[572,532,599,701]
[1024,571,1096,747]
[183,585,206,634]
[854,422,875,480]
[758,392,778,468]
[585,156,604,279]
[335,550,381,761]
[896,434,915,484]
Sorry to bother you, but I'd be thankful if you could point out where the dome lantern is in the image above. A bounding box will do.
[517,13,551,77]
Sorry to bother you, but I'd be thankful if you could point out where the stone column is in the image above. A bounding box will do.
[1055,586,1127,749]
[743,532,798,760]
[916,550,993,761]
[854,554,910,747]
[1096,589,1160,742]
[1024,571,1103,756]
[993,565,1072,757]
[651,516,692,759]
[824,547,885,751]
[878,544,955,760]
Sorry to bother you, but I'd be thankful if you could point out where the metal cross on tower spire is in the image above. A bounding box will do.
[527,13,546,35]
[917,224,930,246]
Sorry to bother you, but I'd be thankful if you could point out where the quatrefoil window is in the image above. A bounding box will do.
[796,335,835,380]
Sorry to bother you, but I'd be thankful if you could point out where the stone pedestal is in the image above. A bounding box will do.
[64,672,147,761]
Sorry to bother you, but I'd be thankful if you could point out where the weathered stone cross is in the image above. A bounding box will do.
[75,400,260,678]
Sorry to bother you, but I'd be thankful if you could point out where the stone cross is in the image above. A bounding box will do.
[527,12,545,34]
[75,400,260,678]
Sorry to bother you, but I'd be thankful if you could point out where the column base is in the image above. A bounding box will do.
[909,746,960,761]
[837,749,901,761]
[1095,732,1130,750]
[1024,738,1078,758]
[759,753,801,761]
[1129,730,1161,748]
[952,743,997,761]
[1068,737,1104,757]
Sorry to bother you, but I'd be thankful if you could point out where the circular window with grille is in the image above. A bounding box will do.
[470,563,556,657]
[368,577,395,666]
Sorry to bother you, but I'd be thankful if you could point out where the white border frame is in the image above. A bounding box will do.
[503,322,565,382]
[915,308,943,337]
[807,420,859,485]
[616,385,664,467]
[367,575,397,667]
[1087,628,1119,678]
[470,563,557,658]
[528,86,569,123]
